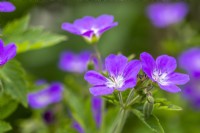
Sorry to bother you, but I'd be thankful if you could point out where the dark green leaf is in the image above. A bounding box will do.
[2,15,67,54]
[154,98,182,111]
[0,95,18,119]
[0,60,28,107]
[0,120,12,133]
[132,109,165,133]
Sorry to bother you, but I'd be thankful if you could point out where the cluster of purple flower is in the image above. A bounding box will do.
[85,52,189,96]
[179,48,200,108]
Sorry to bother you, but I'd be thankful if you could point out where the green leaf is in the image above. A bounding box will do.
[0,60,28,107]
[3,15,30,35]
[0,120,12,133]
[2,15,67,54]
[132,109,164,133]
[154,98,182,111]
[0,94,18,119]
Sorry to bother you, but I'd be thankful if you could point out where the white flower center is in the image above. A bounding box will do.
[152,70,168,85]
[106,75,124,89]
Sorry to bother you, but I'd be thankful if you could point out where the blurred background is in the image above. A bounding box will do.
[1,0,200,133]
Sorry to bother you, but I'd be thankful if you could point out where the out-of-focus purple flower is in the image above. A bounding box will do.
[0,39,17,66]
[0,1,15,12]
[183,81,200,109]
[61,14,118,42]
[59,51,91,73]
[72,121,85,133]
[179,48,200,78]
[140,52,190,93]
[28,83,64,109]
[91,96,102,128]
[147,2,188,28]
[84,54,141,96]
[42,110,55,124]
[35,79,47,86]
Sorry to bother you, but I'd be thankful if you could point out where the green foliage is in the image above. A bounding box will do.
[132,109,164,133]
[0,94,18,120]
[0,60,28,107]
[2,15,67,54]
[0,120,12,133]
[154,98,182,111]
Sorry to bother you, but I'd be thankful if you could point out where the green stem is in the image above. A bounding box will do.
[113,108,129,133]
[125,89,135,105]
[127,95,140,106]
[93,44,103,71]
[118,92,124,108]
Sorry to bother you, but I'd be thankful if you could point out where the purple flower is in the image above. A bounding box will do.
[35,79,47,86]
[0,39,17,66]
[0,1,15,12]
[84,54,141,96]
[91,96,102,128]
[72,121,85,133]
[28,83,64,109]
[147,2,188,28]
[183,81,200,109]
[179,48,200,78]
[140,52,190,93]
[59,51,91,73]
[61,14,118,42]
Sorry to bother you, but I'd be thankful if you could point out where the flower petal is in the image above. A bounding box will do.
[123,60,141,79]
[159,84,181,93]
[61,22,81,35]
[140,52,155,79]
[156,55,177,74]
[166,72,190,85]
[91,96,102,128]
[0,2,15,12]
[94,14,118,35]
[84,70,107,85]
[118,78,137,91]
[105,54,128,77]
[89,85,114,96]
[4,43,17,60]
[74,16,95,31]
[0,39,4,52]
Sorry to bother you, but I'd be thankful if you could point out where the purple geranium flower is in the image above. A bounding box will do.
[61,14,118,42]
[28,82,64,109]
[182,81,200,109]
[0,39,17,66]
[72,121,85,133]
[179,48,200,78]
[91,96,102,128]
[147,2,188,28]
[59,51,91,73]
[84,54,141,96]
[0,1,15,12]
[140,52,190,93]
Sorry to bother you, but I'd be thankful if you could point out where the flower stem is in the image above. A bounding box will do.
[93,44,103,71]
[126,89,135,105]
[127,95,140,106]
[113,108,129,133]
[118,92,124,108]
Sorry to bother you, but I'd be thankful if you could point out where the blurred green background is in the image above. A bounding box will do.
[1,0,200,133]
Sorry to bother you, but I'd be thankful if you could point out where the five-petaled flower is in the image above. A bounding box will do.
[179,48,200,78]
[0,39,17,66]
[59,51,92,73]
[28,82,64,109]
[84,54,141,96]
[61,14,118,43]
[140,52,190,93]
[147,2,188,28]
[0,1,15,12]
